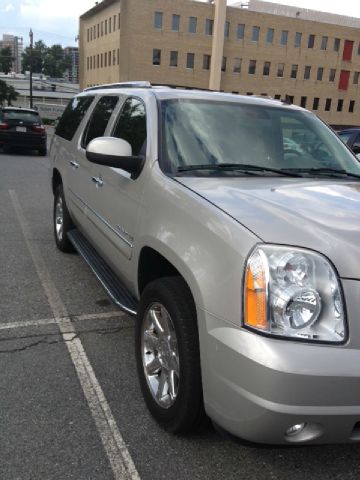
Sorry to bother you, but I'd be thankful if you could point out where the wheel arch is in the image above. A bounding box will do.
[52,168,62,194]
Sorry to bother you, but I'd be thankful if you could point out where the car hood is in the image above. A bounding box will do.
[177,176,360,279]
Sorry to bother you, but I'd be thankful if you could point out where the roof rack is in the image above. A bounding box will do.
[83,81,217,93]
[83,81,152,92]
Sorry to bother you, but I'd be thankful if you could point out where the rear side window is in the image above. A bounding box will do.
[55,96,94,141]
[82,95,119,148]
[112,97,147,155]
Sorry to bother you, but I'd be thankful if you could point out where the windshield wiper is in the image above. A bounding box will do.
[177,163,302,177]
[283,167,360,179]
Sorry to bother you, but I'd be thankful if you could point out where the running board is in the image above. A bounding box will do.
[67,229,138,316]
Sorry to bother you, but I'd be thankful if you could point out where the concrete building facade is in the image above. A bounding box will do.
[0,34,23,73]
[79,0,360,127]
[64,47,80,83]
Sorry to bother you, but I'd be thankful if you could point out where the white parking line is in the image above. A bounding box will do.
[9,190,141,480]
[0,311,126,331]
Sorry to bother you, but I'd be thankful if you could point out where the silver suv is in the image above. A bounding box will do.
[50,81,360,445]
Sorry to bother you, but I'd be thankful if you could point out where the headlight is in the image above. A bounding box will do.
[243,245,346,343]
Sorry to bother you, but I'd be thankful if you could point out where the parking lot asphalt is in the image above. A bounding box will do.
[2,148,360,480]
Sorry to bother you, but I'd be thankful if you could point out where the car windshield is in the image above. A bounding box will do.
[160,99,360,177]
[338,131,353,144]
[3,110,40,123]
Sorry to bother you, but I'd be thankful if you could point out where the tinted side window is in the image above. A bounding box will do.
[352,133,360,154]
[82,96,119,148]
[56,96,94,141]
[112,98,146,155]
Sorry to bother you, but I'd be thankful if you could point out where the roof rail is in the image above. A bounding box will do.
[83,81,152,92]
[152,83,215,92]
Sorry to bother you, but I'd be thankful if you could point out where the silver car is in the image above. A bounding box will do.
[50,82,360,445]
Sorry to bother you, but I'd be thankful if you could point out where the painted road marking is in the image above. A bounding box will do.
[9,189,141,480]
[0,311,126,331]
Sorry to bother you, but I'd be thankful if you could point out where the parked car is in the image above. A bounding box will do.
[51,82,360,445]
[338,127,360,159]
[0,107,47,155]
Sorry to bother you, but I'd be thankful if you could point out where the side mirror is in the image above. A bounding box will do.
[86,136,144,176]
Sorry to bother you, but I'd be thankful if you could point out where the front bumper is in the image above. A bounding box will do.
[199,279,360,444]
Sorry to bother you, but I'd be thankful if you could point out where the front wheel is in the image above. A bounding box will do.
[135,277,205,433]
[53,185,75,253]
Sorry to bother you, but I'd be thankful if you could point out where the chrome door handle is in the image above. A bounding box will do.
[91,176,104,187]
[70,161,79,169]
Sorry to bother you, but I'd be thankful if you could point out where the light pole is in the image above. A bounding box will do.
[29,28,33,108]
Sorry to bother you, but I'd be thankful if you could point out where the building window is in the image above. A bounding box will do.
[252,26,260,42]
[221,56,227,72]
[300,96,307,108]
[101,21,104,36]
[334,38,340,52]
[97,23,100,37]
[96,54,99,68]
[277,63,284,77]
[105,19,107,35]
[224,21,230,38]
[113,50,116,65]
[320,36,328,50]
[280,30,288,46]
[108,51,111,66]
[349,100,355,113]
[337,99,343,112]
[203,54,211,70]
[266,28,274,44]
[353,71,359,84]
[304,66,311,80]
[154,11,163,29]
[237,23,245,39]
[87,57,89,70]
[339,70,350,90]
[101,53,103,68]
[313,98,319,110]
[317,67,323,81]
[248,59,256,74]
[233,58,241,73]
[274,94,281,100]
[329,69,336,82]
[87,28,89,42]
[90,56,92,69]
[109,17,112,33]
[117,49,120,65]
[188,16,197,33]
[308,34,315,48]
[290,64,298,79]
[118,13,121,29]
[187,52,195,69]
[325,98,331,111]
[263,61,270,76]
[205,19,214,35]
[172,14,180,31]
[294,32,302,47]
[170,50,178,67]
[358,43,360,55]
[153,48,161,66]
[246,92,253,96]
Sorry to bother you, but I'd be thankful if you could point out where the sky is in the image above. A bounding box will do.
[0,0,359,48]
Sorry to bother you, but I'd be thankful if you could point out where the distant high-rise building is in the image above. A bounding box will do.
[64,46,79,83]
[0,34,23,73]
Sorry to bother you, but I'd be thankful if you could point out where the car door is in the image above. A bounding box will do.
[73,94,120,241]
[87,96,148,281]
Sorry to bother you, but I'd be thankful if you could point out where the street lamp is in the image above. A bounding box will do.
[29,28,33,108]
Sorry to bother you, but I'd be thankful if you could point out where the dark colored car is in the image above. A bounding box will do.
[338,128,360,159]
[0,107,47,156]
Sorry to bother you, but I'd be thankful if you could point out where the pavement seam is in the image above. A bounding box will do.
[9,189,141,480]
[0,310,127,331]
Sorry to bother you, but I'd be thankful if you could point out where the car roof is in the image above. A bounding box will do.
[1,107,39,114]
[80,82,305,111]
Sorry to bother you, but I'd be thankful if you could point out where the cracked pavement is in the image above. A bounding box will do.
[2,148,360,480]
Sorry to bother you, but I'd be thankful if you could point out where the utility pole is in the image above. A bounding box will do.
[29,28,33,108]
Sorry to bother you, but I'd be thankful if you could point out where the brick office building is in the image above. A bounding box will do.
[79,0,360,127]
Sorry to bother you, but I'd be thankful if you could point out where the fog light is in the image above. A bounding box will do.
[286,423,306,437]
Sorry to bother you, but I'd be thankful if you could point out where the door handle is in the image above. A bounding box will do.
[91,176,104,187]
[70,161,79,169]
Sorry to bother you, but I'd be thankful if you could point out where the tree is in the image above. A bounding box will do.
[22,40,47,73]
[22,40,71,78]
[5,85,18,106]
[0,46,14,74]
[0,80,19,106]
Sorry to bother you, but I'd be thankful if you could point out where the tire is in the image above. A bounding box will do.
[135,276,205,433]
[53,185,75,253]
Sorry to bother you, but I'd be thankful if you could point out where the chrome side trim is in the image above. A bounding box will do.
[68,188,134,248]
